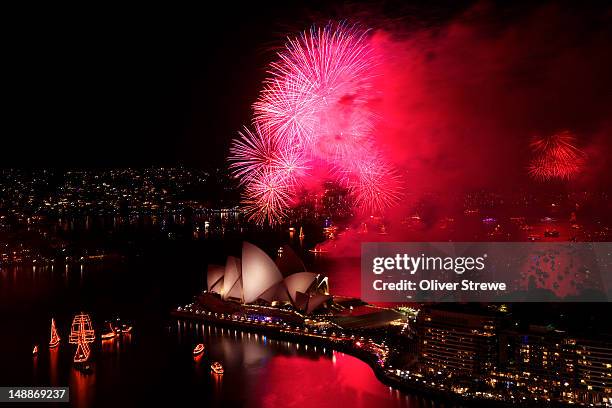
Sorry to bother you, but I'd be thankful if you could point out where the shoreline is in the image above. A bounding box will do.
[170,309,530,408]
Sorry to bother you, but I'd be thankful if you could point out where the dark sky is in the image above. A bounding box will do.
[2,1,475,168]
[3,1,610,173]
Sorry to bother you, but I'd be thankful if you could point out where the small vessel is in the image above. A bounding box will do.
[74,363,93,374]
[101,322,116,339]
[193,343,205,356]
[121,324,133,334]
[33,345,39,355]
[309,244,328,254]
[74,333,91,363]
[69,313,95,344]
[69,313,94,364]
[49,318,60,348]
[112,318,133,335]
[210,361,224,374]
[544,229,560,237]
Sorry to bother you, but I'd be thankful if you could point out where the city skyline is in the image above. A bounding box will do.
[2,1,612,407]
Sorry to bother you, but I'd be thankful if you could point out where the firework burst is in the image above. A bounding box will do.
[350,156,404,214]
[528,130,587,181]
[228,22,403,225]
[242,169,293,225]
[254,23,376,151]
[228,125,278,185]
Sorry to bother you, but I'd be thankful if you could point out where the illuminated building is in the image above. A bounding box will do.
[417,305,504,378]
[206,242,330,314]
[497,325,578,401]
[575,337,612,404]
[494,326,612,404]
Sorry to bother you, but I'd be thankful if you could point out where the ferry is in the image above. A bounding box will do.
[193,343,205,356]
[210,361,224,374]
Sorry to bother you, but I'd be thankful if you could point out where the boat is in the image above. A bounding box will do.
[309,245,328,254]
[73,334,91,363]
[101,322,116,339]
[49,318,60,348]
[193,343,205,356]
[33,345,38,355]
[69,313,95,364]
[69,313,95,344]
[544,229,560,237]
[121,324,133,334]
[111,318,133,335]
[210,361,224,374]
[74,363,93,374]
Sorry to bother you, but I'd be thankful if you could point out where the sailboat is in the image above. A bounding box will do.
[73,329,91,363]
[69,313,95,364]
[49,318,60,348]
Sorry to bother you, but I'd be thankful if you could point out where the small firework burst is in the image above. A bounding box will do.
[242,169,293,225]
[228,125,277,185]
[528,130,587,181]
[351,156,404,215]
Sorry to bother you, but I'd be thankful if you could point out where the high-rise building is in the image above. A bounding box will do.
[417,305,505,378]
[575,337,612,404]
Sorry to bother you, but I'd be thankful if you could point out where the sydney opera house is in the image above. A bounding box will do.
[176,241,403,331]
[205,242,332,315]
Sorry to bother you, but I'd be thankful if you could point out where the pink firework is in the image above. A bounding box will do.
[271,147,310,187]
[254,23,376,158]
[242,169,293,225]
[228,22,403,225]
[528,130,586,181]
[228,125,277,185]
[350,156,404,215]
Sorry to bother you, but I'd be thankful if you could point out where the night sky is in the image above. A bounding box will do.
[4,1,611,179]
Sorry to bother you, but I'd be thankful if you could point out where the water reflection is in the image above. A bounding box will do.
[49,347,59,386]
[1,259,445,408]
[175,321,423,408]
[70,367,96,407]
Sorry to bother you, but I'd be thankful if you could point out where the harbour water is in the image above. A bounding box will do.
[0,247,449,408]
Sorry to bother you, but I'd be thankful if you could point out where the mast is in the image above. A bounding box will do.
[69,313,95,344]
[73,319,91,363]
[69,313,94,363]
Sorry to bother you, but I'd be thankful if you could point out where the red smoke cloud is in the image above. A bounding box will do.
[309,2,612,262]
[367,2,612,194]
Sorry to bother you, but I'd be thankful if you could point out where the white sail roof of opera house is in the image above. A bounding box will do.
[222,256,242,301]
[241,242,284,304]
[206,242,331,313]
[283,272,318,304]
[207,264,225,294]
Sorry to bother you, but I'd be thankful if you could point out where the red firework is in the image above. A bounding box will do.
[351,156,404,214]
[242,169,293,225]
[228,23,402,225]
[228,125,277,185]
[254,23,376,154]
[528,130,586,181]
